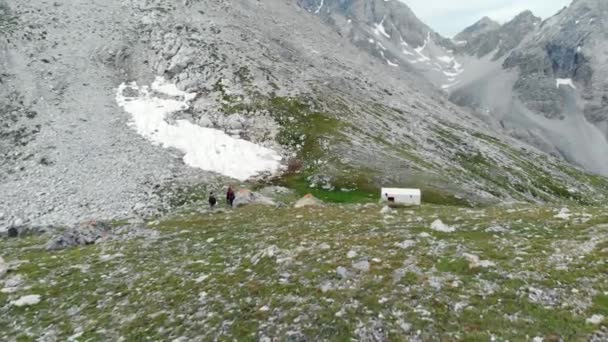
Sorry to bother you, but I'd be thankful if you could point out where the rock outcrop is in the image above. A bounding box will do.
[232,189,276,208]
[294,194,323,208]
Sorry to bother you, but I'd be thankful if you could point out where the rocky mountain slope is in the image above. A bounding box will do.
[453,11,541,60]
[1,0,608,229]
[447,0,608,175]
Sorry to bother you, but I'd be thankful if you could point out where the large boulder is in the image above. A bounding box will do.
[232,189,276,208]
[294,194,323,208]
[45,221,111,251]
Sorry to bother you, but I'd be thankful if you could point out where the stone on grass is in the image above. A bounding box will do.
[347,250,357,259]
[11,294,41,307]
[294,194,323,208]
[554,207,571,220]
[99,253,125,262]
[397,319,411,333]
[380,206,393,215]
[319,281,333,293]
[318,242,331,251]
[353,260,370,272]
[395,240,416,249]
[336,266,350,279]
[463,253,495,269]
[586,314,604,325]
[430,219,455,233]
[0,256,7,279]
[4,275,24,289]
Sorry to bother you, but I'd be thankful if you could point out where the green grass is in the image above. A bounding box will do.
[278,172,377,204]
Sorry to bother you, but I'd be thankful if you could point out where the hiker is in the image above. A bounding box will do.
[226,186,236,207]
[208,192,217,208]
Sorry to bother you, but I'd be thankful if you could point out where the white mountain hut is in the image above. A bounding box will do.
[381,188,421,206]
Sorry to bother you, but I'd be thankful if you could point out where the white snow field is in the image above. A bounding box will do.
[116,77,282,181]
[556,78,576,89]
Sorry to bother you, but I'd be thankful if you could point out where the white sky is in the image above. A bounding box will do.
[401,0,573,37]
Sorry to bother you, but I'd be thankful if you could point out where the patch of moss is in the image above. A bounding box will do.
[278,172,377,204]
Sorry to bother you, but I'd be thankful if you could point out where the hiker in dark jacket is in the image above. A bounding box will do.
[208,192,217,208]
[226,186,236,207]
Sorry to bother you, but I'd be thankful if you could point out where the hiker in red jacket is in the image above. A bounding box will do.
[226,186,236,207]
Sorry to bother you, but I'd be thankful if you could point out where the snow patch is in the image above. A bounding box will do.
[441,81,460,90]
[314,0,324,14]
[386,59,399,67]
[373,16,391,39]
[556,78,576,89]
[116,77,282,181]
[437,56,454,64]
[414,32,431,62]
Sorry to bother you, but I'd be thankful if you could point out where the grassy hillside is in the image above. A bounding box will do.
[1,203,607,340]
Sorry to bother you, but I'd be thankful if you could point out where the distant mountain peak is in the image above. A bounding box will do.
[454,16,500,41]
[509,10,541,23]
[478,16,500,26]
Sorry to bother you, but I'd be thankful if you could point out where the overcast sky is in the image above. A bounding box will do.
[401,0,573,37]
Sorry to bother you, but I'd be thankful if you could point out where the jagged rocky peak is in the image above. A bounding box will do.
[454,10,540,59]
[448,0,608,175]
[453,16,500,43]
[299,0,448,49]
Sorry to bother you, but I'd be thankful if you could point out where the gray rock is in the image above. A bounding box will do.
[336,266,349,279]
[4,274,24,289]
[226,114,246,130]
[352,260,370,272]
[45,221,111,251]
[294,194,323,209]
[12,218,24,227]
[198,115,213,127]
[380,206,393,215]
[232,189,276,208]
[0,257,7,279]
